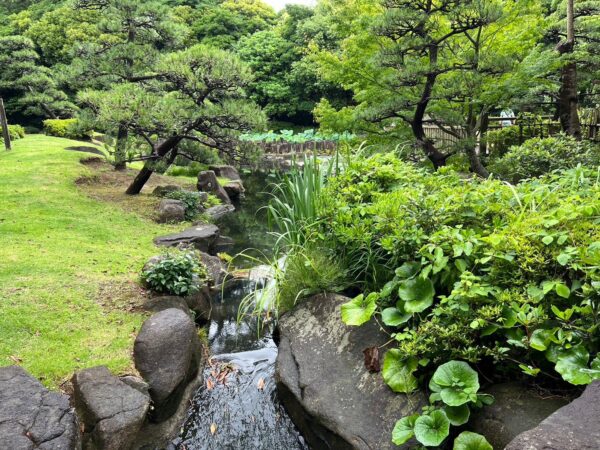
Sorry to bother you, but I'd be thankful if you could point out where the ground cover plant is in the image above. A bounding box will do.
[270,151,600,445]
[0,135,185,387]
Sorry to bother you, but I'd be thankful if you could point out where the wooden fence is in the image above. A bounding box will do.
[422,111,600,151]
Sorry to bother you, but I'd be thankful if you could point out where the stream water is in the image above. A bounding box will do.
[169,173,309,450]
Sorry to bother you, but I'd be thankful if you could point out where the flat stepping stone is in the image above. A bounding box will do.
[154,224,219,253]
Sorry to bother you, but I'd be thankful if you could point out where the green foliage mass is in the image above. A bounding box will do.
[141,249,207,296]
[43,118,88,139]
[0,35,75,119]
[324,153,600,390]
[490,135,600,183]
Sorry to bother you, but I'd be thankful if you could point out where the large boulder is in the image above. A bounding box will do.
[72,366,150,450]
[205,204,236,221]
[199,251,227,287]
[505,381,600,450]
[152,185,181,197]
[153,224,220,254]
[134,309,203,422]
[276,293,425,450]
[469,382,568,449]
[156,199,186,223]
[197,170,231,204]
[209,164,240,181]
[0,365,81,450]
[223,180,245,200]
[143,296,193,318]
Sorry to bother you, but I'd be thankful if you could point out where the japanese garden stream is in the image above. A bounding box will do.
[169,173,309,450]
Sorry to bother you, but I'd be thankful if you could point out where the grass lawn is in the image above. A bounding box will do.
[0,134,191,388]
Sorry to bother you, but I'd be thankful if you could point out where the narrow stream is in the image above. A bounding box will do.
[169,173,309,450]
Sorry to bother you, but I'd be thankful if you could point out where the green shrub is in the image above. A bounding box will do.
[8,124,25,140]
[317,154,600,444]
[43,118,90,140]
[317,153,600,391]
[141,249,207,296]
[166,162,208,178]
[164,190,204,221]
[490,135,600,183]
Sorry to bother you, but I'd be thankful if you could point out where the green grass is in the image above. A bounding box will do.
[0,135,182,387]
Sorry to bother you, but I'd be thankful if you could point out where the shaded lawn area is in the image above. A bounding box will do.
[0,134,191,388]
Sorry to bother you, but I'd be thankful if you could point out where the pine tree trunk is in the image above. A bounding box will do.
[125,136,182,195]
[114,124,128,171]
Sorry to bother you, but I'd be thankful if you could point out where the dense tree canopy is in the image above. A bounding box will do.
[0,0,598,178]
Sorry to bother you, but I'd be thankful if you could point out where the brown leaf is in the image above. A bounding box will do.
[363,347,381,373]
[206,378,215,390]
[210,423,217,435]
[257,378,265,390]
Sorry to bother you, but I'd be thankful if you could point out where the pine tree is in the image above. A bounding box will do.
[73,0,186,169]
[0,35,75,119]
[79,45,265,194]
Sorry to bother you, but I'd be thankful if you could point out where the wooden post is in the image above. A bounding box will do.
[0,98,11,151]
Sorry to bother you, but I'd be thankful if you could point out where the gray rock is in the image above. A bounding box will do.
[119,376,150,398]
[143,296,192,317]
[212,235,234,254]
[72,366,149,450]
[0,366,81,450]
[276,293,425,450]
[152,185,181,197]
[184,285,212,321]
[199,251,227,287]
[505,381,600,450]
[205,204,235,221]
[197,170,231,204]
[134,309,203,422]
[153,224,220,253]
[157,199,186,223]
[223,180,245,200]
[469,383,568,449]
[209,164,241,180]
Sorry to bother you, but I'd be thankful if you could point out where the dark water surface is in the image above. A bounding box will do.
[170,173,308,450]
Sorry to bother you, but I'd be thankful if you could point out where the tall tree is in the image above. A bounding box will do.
[73,0,186,170]
[80,45,265,194]
[0,35,75,120]
[314,0,544,176]
[556,0,583,138]
[191,0,275,49]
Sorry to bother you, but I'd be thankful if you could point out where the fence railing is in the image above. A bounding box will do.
[422,111,600,151]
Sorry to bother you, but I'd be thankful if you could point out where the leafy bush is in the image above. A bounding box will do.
[43,118,90,139]
[141,249,207,296]
[166,162,208,178]
[165,190,205,221]
[315,154,600,443]
[8,124,25,140]
[490,135,600,183]
[318,153,600,391]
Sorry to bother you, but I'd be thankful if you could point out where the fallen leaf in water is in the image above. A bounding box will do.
[363,346,381,373]
[206,378,215,390]
[257,378,265,390]
[210,423,217,435]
